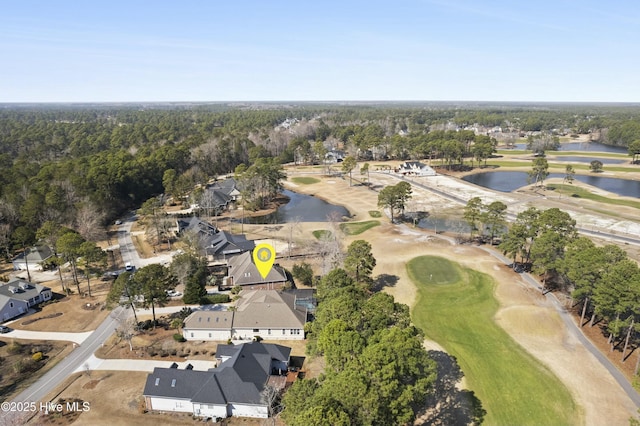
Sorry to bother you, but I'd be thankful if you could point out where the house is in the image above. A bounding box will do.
[231,290,306,341]
[182,290,306,342]
[182,310,233,341]
[396,161,436,177]
[12,245,53,271]
[175,217,255,264]
[0,278,52,322]
[325,150,345,164]
[143,341,291,420]
[224,251,287,290]
[201,178,242,213]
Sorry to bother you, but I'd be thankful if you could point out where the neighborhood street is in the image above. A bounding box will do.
[6,306,127,408]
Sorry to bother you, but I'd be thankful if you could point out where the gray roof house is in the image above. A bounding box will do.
[200,178,242,212]
[182,290,306,342]
[12,245,53,271]
[0,278,52,322]
[224,251,287,290]
[232,290,306,341]
[143,341,291,420]
[176,217,255,263]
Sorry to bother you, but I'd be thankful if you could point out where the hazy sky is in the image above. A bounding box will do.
[2,0,639,102]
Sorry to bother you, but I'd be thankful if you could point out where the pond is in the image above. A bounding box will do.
[238,189,350,224]
[462,171,640,197]
[416,216,470,234]
[512,141,628,153]
[550,156,627,165]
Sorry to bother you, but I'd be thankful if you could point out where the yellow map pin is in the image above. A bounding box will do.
[253,243,276,279]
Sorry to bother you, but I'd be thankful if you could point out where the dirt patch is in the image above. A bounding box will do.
[33,371,197,426]
[12,294,109,333]
[0,339,71,403]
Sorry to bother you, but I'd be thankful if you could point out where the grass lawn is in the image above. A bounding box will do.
[546,184,640,210]
[312,229,332,239]
[291,176,320,185]
[408,256,577,425]
[368,210,382,218]
[339,220,380,235]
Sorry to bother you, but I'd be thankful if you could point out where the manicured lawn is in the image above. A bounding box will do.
[312,229,332,240]
[368,210,382,218]
[291,176,320,185]
[339,220,380,235]
[547,184,640,209]
[408,256,576,425]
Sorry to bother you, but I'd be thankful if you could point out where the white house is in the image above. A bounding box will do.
[183,311,233,341]
[143,342,291,420]
[12,245,53,271]
[232,290,306,341]
[396,161,436,176]
[182,290,306,342]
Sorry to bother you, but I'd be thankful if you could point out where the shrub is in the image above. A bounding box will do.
[201,294,230,304]
[32,352,43,362]
[173,333,186,342]
[7,340,22,355]
[230,286,242,295]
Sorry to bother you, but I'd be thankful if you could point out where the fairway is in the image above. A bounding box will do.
[408,256,577,425]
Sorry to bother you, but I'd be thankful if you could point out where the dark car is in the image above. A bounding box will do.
[0,325,11,333]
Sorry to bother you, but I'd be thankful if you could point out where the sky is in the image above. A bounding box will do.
[1,0,639,103]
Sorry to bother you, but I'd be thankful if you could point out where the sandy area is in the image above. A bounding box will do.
[275,169,639,425]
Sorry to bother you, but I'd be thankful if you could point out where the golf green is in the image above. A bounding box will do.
[408,255,577,425]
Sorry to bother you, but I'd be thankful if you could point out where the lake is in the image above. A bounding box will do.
[512,141,627,153]
[239,189,350,224]
[462,171,640,197]
[550,156,627,165]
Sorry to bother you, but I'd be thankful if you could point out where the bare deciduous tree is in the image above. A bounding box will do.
[75,202,106,242]
[115,317,138,351]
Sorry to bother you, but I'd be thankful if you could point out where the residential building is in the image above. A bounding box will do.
[396,161,436,176]
[0,278,52,322]
[175,217,255,264]
[223,251,287,290]
[143,341,291,420]
[12,245,53,271]
[182,290,306,342]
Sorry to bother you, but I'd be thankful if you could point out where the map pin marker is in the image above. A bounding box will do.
[253,243,276,279]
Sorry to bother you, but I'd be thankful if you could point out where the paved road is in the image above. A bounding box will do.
[6,306,128,408]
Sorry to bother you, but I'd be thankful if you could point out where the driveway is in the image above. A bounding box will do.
[76,354,216,373]
[1,329,92,345]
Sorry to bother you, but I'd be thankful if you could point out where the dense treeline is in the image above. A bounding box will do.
[2,103,640,259]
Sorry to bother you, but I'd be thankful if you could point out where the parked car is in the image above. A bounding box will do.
[0,325,11,334]
[166,290,182,297]
[125,263,135,272]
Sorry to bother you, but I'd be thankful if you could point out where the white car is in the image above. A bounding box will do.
[166,290,182,297]
[115,220,122,225]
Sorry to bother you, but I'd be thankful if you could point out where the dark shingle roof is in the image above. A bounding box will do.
[144,342,291,406]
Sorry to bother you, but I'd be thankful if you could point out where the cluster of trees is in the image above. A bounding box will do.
[107,263,177,325]
[498,207,577,286]
[462,197,508,243]
[499,205,640,369]
[378,181,413,222]
[234,158,286,210]
[282,246,437,424]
